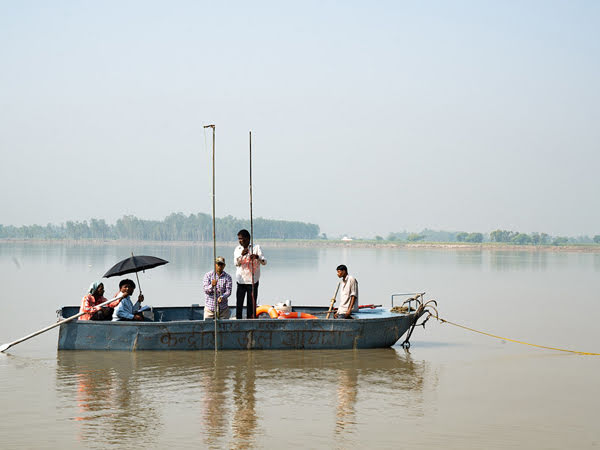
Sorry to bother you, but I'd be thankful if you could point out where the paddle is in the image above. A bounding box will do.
[328,304,383,314]
[326,282,341,319]
[0,293,124,353]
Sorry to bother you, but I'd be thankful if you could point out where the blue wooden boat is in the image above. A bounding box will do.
[56,305,423,351]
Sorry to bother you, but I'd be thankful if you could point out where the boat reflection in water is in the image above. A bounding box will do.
[56,348,431,448]
[336,364,358,433]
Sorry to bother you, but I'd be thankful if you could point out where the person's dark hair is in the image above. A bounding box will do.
[336,265,348,272]
[237,229,251,239]
[119,279,136,289]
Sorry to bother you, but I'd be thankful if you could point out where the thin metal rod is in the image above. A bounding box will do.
[0,293,124,352]
[212,125,217,272]
[131,252,142,295]
[204,124,218,350]
[249,130,256,319]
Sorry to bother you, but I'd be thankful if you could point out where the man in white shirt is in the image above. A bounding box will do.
[234,229,267,319]
[334,265,359,319]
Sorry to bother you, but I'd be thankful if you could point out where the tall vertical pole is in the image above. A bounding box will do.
[211,126,216,279]
[204,124,218,350]
[249,131,255,319]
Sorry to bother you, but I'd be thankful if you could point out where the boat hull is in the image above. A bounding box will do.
[57,306,420,351]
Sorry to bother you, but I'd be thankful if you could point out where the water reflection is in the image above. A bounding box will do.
[0,242,321,280]
[335,366,357,432]
[594,254,600,272]
[489,250,549,271]
[454,250,483,268]
[56,352,161,449]
[201,352,233,448]
[55,348,429,448]
[231,352,258,450]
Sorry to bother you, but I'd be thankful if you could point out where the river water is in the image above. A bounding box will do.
[0,242,599,449]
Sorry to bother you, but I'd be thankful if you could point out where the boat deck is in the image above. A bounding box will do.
[60,305,400,322]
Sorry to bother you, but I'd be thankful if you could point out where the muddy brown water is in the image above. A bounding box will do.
[1,242,599,449]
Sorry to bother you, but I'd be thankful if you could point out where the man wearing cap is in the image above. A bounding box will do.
[203,256,233,320]
[334,264,359,319]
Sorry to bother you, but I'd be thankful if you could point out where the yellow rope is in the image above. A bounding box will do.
[435,316,600,356]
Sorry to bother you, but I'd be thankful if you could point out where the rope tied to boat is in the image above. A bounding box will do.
[395,295,600,355]
[400,294,438,349]
[432,316,600,356]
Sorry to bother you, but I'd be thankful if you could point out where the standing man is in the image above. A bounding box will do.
[234,229,267,319]
[334,265,359,319]
[203,256,233,320]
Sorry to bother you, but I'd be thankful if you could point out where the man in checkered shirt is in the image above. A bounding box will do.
[203,256,233,319]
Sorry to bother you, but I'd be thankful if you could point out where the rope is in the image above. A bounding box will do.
[434,316,600,356]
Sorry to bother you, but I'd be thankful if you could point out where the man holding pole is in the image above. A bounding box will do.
[203,257,233,320]
[334,265,359,319]
[234,229,267,319]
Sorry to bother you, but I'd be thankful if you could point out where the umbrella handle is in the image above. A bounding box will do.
[134,271,142,295]
[131,252,142,295]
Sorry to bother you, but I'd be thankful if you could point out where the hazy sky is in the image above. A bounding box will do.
[1,1,599,237]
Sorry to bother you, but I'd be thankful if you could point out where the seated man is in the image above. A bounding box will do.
[79,281,120,321]
[112,279,145,321]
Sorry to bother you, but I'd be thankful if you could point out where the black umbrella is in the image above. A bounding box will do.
[103,254,169,294]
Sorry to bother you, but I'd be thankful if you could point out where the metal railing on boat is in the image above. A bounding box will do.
[390,292,426,310]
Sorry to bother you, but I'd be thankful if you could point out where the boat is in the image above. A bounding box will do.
[56,304,425,351]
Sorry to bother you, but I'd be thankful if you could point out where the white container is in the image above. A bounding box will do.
[274,300,292,314]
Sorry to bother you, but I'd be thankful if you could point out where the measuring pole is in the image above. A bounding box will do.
[204,124,218,350]
[249,130,256,319]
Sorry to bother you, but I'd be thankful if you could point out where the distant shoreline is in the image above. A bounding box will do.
[1,238,600,253]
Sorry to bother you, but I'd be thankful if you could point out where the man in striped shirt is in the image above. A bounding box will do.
[203,256,233,319]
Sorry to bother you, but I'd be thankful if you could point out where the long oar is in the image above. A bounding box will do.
[0,293,124,353]
[326,282,341,319]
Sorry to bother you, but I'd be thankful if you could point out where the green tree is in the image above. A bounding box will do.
[511,233,532,245]
[407,233,425,242]
[490,229,516,243]
[552,237,569,246]
[456,232,468,242]
[594,235,600,244]
[465,232,483,243]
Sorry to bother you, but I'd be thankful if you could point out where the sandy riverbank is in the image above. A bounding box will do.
[1,238,600,253]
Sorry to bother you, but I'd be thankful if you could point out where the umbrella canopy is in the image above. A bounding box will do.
[103,255,169,278]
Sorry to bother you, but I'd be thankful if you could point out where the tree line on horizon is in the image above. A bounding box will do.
[381,228,600,245]
[0,213,321,241]
[3,217,599,246]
